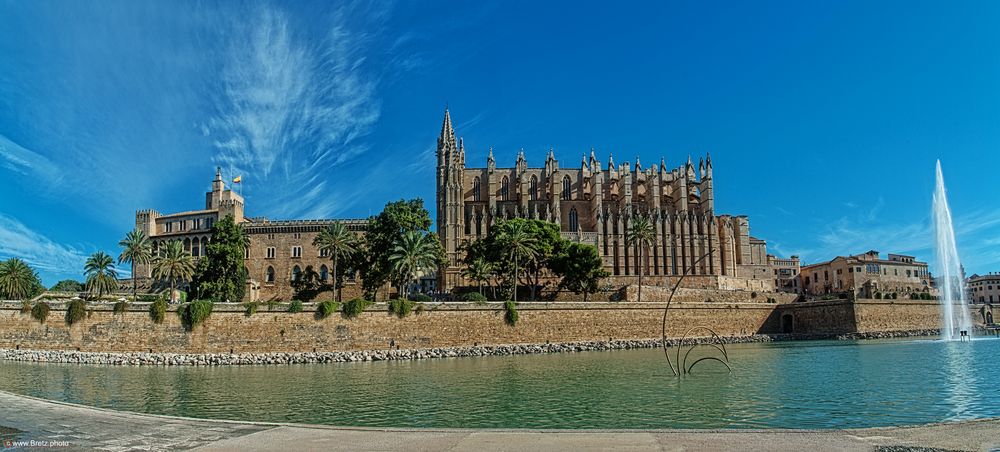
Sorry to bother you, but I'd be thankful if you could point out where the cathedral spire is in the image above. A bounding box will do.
[439,108,456,146]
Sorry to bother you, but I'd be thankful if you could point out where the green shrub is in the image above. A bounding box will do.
[750,291,758,299]
[891,292,898,299]
[388,299,415,318]
[20,301,32,314]
[316,300,339,319]
[66,299,87,325]
[874,292,882,299]
[113,300,129,314]
[244,301,259,317]
[180,300,213,330]
[265,299,279,311]
[464,292,487,302]
[288,300,304,313]
[414,303,426,315]
[341,298,371,319]
[503,300,518,326]
[178,290,188,303]
[149,299,167,324]
[31,301,50,323]
[408,293,432,302]
[921,292,932,300]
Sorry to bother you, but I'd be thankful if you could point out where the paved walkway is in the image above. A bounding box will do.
[1,390,998,451]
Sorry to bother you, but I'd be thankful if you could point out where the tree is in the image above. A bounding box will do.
[497,220,539,302]
[118,229,152,301]
[191,215,248,303]
[84,251,118,299]
[550,242,609,302]
[50,279,84,293]
[0,258,43,300]
[625,216,655,303]
[359,199,442,300]
[152,240,195,302]
[462,257,493,296]
[464,218,562,300]
[313,222,359,302]
[388,231,440,298]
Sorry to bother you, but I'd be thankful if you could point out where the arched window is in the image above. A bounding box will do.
[562,176,571,200]
[191,241,200,257]
[183,237,191,252]
[500,176,509,201]
[265,266,275,283]
[473,176,481,201]
[530,175,538,201]
[320,265,329,281]
[292,265,301,282]
[569,208,579,232]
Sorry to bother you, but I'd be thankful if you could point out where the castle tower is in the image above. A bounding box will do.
[436,108,465,289]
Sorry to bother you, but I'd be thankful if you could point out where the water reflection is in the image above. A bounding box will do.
[1,338,998,429]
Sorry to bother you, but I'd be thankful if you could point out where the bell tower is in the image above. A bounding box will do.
[436,108,465,291]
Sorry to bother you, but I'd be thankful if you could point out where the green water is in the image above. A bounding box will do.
[1,338,998,429]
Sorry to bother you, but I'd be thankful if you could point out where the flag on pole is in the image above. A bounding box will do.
[233,175,242,184]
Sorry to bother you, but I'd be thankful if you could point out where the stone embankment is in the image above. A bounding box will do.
[0,330,943,366]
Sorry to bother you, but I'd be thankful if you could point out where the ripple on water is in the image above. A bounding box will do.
[1,338,999,429]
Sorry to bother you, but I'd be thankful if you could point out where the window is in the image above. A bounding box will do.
[180,220,187,231]
[165,222,173,233]
[265,266,274,283]
[292,246,302,258]
[266,247,276,259]
[206,218,214,229]
[848,267,853,273]
[473,177,481,201]
[569,207,579,232]
[320,248,329,258]
[192,241,200,257]
[562,175,571,200]
[293,232,301,239]
[530,175,538,201]
[292,265,301,282]
[267,233,275,240]
[194,218,202,230]
[244,247,249,259]
[500,176,509,201]
[344,266,356,282]
[320,265,329,281]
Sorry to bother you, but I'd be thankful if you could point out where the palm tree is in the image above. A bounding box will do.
[463,257,493,296]
[0,258,39,300]
[625,216,655,303]
[498,221,539,302]
[118,229,152,302]
[152,240,195,302]
[313,222,359,302]
[388,231,440,299]
[84,251,118,299]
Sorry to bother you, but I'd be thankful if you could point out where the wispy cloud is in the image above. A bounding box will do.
[0,214,90,279]
[0,134,61,183]
[208,5,383,219]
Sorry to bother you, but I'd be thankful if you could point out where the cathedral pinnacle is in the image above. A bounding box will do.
[439,108,456,146]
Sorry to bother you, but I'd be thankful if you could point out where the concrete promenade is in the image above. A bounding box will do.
[1,390,998,452]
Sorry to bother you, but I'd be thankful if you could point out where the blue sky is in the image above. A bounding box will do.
[2,0,999,285]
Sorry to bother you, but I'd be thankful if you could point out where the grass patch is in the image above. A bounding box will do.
[265,299,279,311]
[341,298,371,319]
[179,300,213,331]
[408,293,432,302]
[244,301,259,317]
[113,300,129,314]
[149,299,167,324]
[463,292,487,303]
[288,300,304,313]
[20,301,31,314]
[316,300,340,319]
[66,299,87,325]
[414,303,425,315]
[503,300,518,326]
[388,299,415,318]
[31,302,50,323]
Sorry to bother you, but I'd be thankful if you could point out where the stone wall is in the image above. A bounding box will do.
[0,299,983,354]
[0,300,780,354]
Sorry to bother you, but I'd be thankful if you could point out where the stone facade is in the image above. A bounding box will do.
[435,109,784,293]
[799,251,934,298]
[135,168,373,302]
[967,273,1000,304]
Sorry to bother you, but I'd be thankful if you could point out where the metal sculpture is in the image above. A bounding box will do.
[660,252,732,375]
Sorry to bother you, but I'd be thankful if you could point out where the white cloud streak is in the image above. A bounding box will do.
[0,134,60,182]
[0,214,89,279]
[209,5,382,219]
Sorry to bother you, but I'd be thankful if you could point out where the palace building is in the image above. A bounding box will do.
[135,168,371,302]
[435,109,780,293]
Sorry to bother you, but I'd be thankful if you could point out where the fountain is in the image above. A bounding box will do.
[932,160,973,340]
